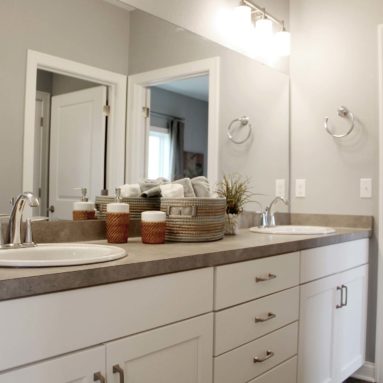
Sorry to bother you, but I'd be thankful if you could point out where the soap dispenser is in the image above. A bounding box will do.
[105,188,130,243]
[73,188,96,220]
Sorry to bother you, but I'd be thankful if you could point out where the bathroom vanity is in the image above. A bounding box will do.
[0,228,370,383]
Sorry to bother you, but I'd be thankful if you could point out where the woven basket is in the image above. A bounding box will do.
[160,198,226,242]
[96,196,161,221]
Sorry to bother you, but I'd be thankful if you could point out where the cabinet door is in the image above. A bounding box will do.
[334,265,368,382]
[106,314,213,383]
[0,346,105,383]
[298,273,339,383]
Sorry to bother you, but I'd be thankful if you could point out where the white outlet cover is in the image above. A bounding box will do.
[295,179,306,198]
[360,178,372,198]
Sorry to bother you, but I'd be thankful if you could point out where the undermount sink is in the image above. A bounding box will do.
[0,243,127,267]
[249,225,336,235]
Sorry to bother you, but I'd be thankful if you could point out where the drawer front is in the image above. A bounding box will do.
[0,268,213,373]
[301,239,368,283]
[214,287,299,355]
[214,322,298,383]
[248,357,297,383]
[214,252,299,310]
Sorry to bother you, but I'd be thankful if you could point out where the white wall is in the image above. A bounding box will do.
[121,0,289,73]
[290,0,383,362]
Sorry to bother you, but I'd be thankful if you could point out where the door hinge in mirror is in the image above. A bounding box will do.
[142,106,150,119]
[103,105,111,116]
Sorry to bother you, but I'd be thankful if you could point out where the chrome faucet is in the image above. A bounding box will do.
[6,192,39,247]
[260,196,288,227]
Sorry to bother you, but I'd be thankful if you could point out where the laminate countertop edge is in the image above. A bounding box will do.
[0,227,371,301]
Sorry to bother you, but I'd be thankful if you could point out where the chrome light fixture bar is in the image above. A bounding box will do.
[241,0,285,28]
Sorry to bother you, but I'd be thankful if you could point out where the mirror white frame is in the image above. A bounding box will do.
[126,57,220,185]
[23,49,127,195]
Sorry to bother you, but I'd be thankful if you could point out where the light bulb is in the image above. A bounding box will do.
[275,30,291,56]
[255,18,273,39]
[233,5,252,29]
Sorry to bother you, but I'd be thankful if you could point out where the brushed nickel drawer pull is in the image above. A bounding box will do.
[113,364,125,383]
[255,312,276,323]
[253,350,274,363]
[341,284,348,307]
[255,273,277,283]
[93,372,106,383]
[336,286,343,309]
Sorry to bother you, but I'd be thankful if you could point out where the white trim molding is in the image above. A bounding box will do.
[23,49,127,194]
[352,362,376,382]
[126,57,220,184]
[376,24,383,383]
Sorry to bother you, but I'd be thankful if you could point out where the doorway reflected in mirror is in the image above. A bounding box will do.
[147,75,208,181]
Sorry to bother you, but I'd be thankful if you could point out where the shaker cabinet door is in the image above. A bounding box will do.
[0,346,105,383]
[106,313,213,383]
[298,273,339,383]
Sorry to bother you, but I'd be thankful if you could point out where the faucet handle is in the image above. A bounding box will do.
[24,218,35,246]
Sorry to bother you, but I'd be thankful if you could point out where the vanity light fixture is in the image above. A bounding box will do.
[235,0,291,57]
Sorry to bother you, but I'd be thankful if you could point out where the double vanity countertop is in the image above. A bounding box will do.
[0,225,371,301]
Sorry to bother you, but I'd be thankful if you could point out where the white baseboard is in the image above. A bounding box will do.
[352,362,376,382]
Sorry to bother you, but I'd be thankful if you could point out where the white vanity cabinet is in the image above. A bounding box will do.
[298,239,369,383]
[213,252,300,383]
[0,346,106,383]
[0,268,214,383]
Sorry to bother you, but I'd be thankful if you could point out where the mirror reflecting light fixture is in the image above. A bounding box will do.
[234,0,291,57]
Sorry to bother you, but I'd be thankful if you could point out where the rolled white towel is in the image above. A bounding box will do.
[120,184,141,198]
[160,183,184,198]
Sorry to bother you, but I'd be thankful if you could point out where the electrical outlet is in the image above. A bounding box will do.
[275,179,285,198]
[360,178,372,198]
[295,179,306,198]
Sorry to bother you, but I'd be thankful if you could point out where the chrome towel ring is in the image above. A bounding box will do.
[227,116,252,144]
[324,106,355,138]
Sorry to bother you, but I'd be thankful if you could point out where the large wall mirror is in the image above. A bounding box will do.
[0,0,289,220]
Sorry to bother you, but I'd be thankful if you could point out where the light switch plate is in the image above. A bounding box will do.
[275,179,285,198]
[296,179,306,198]
[360,178,372,198]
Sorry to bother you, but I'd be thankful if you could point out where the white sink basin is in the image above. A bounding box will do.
[0,243,127,267]
[250,225,336,235]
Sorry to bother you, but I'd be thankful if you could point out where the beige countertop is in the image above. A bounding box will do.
[0,227,371,301]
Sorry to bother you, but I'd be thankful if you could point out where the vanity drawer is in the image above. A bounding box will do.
[301,239,368,283]
[248,356,297,383]
[213,322,298,383]
[214,252,299,310]
[214,287,299,355]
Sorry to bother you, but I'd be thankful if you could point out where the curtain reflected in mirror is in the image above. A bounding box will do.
[146,75,208,181]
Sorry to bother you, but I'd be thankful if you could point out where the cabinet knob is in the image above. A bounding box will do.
[93,372,106,383]
[113,364,125,383]
[253,350,274,363]
[255,312,276,323]
[255,273,277,283]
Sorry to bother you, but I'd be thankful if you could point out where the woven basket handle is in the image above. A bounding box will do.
[167,205,198,218]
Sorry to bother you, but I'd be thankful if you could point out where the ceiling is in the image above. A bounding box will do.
[155,75,209,102]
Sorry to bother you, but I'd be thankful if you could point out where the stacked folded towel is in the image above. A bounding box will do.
[119,176,213,198]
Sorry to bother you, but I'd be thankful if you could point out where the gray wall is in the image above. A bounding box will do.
[0,0,130,212]
[129,10,289,211]
[150,87,208,175]
[290,0,383,362]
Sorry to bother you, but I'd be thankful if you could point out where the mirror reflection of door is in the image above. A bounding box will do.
[34,70,108,220]
[146,75,209,181]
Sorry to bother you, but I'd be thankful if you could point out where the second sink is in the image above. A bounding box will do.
[250,225,336,235]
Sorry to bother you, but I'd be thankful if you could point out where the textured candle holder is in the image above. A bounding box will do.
[141,211,166,244]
